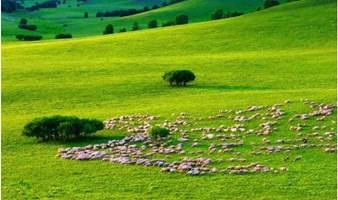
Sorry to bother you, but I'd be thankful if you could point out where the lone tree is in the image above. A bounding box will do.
[264,0,280,8]
[84,12,88,18]
[162,70,196,86]
[176,14,189,25]
[211,9,224,20]
[103,24,114,34]
[148,19,158,28]
[132,22,140,31]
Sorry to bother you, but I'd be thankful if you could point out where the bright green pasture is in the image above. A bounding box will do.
[2,0,337,199]
[2,0,266,41]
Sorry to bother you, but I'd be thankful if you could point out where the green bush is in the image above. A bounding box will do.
[16,34,24,40]
[19,18,28,25]
[176,14,189,25]
[119,28,127,32]
[148,20,158,28]
[132,22,140,31]
[103,24,114,34]
[55,33,72,39]
[16,35,42,41]
[149,127,170,139]
[224,11,243,18]
[162,70,196,86]
[211,9,224,20]
[264,0,280,8]
[22,115,103,141]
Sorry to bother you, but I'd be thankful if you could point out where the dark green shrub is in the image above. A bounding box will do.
[16,34,24,40]
[132,22,140,31]
[148,20,158,28]
[24,35,42,41]
[119,28,127,32]
[224,11,243,18]
[176,14,189,25]
[161,1,168,6]
[162,70,196,86]
[264,0,280,8]
[16,35,42,41]
[211,9,224,20]
[169,0,184,4]
[162,20,175,27]
[55,33,72,39]
[103,24,114,34]
[23,115,104,141]
[152,4,159,9]
[149,127,170,139]
[84,12,88,18]
[19,18,28,25]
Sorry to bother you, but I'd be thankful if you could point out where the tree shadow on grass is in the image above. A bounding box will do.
[41,131,125,147]
[186,84,270,91]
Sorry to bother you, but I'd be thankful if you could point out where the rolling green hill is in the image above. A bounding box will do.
[2,0,267,41]
[2,0,337,199]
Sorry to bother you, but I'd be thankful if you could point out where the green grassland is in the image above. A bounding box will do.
[2,0,337,199]
[2,0,163,41]
[2,0,266,41]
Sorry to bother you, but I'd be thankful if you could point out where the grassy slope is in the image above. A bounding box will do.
[2,0,337,199]
[2,0,265,41]
[1,0,163,41]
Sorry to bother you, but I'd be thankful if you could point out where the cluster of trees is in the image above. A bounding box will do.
[102,23,139,35]
[96,9,140,18]
[102,14,189,35]
[210,0,280,20]
[22,115,103,142]
[16,34,42,41]
[147,14,189,29]
[102,22,143,34]
[96,0,186,18]
[26,0,57,12]
[211,9,243,20]
[18,18,37,31]
[55,33,72,39]
[162,14,189,27]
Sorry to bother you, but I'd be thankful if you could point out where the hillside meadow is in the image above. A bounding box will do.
[2,0,266,41]
[2,0,337,199]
